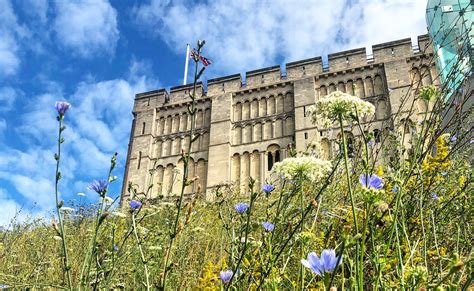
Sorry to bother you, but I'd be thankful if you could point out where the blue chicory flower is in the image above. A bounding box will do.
[301,249,342,276]
[262,221,275,232]
[234,202,249,214]
[87,180,108,194]
[130,199,142,210]
[55,101,71,115]
[262,184,275,194]
[220,270,233,283]
[431,193,439,200]
[392,186,398,193]
[359,174,383,190]
[450,135,457,142]
[113,245,119,252]
[367,140,375,146]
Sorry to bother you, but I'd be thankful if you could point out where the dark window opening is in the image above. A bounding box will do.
[374,129,381,143]
[320,131,323,137]
[303,106,307,117]
[267,152,273,171]
[141,122,146,134]
[137,151,142,169]
[275,150,280,163]
[304,132,308,140]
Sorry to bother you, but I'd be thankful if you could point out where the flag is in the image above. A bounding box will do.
[199,55,212,66]
[190,48,212,66]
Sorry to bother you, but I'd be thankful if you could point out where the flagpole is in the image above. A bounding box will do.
[183,44,190,85]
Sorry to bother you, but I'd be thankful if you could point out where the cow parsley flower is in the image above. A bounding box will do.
[220,270,233,283]
[359,174,383,190]
[262,221,275,232]
[55,101,71,116]
[307,91,375,125]
[262,184,275,194]
[234,203,249,214]
[301,249,342,276]
[272,156,332,183]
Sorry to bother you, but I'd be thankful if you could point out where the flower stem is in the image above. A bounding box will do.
[132,211,150,290]
[55,117,73,290]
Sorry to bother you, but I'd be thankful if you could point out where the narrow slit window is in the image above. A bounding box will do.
[267,152,273,171]
[304,132,308,140]
[275,150,280,163]
[137,151,142,169]
[141,122,146,134]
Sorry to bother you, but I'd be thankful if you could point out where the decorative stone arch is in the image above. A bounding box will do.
[274,118,283,137]
[231,153,241,186]
[319,85,328,98]
[195,109,204,128]
[195,158,207,193]
[234,102,242,121]
[242,124,252,143]
[364,76,374,97]
[204,108,211,127]
[345,80,354,95]
[253,122,262,142]
[172,114,180,133]
[284,92,293,110]
[258,97,267,117]
[162,163,175,196]
[165,115,173,134]
[355,78,365,98]
[233,125,242,144]
[157,117,165,135]
[321,138,331,160]
[154,165,164,198]
[267,95,276,115]
[328,83,337,94]
[179,113,188,132]
[192,133,201,152]
[374,75,384,95]
[240,151,251,192]
[250,98,259,118]
[250,150,261,188]
[276,94,284,114]
[376,99,388,120]
[263,121,272,140]
[284,116,294,136]
[162,139,172,157]
[242,100,251,120]
[337,81,345,92]
[171,137,180,156]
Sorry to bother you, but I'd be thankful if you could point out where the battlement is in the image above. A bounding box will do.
[133,88,168,112]
[135,34,431,101]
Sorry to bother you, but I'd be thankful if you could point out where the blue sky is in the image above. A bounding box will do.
[0,0,427,224]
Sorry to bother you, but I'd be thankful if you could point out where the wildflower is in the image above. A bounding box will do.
[359,174,383,190]
[113,245,119,252]
[272,156,332,183]
[220,270,233,283]
[60,207,75,212]
[367,140,375,147]
[88,180,108,195]
[234,202,249,214]
[307,91,375,125]
[301,249,343,276]
[392,186,398,193]
[441,171,448,177]
[130,200,142,210]
[55,101,71,116]
[262,221,275,232]
[450,135,457,142]
[431,193,439,200]
[262,184,275,194]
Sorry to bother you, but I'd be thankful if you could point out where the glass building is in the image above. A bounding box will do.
[426,0,473,96]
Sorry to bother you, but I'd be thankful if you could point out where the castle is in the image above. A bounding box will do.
[120,35,439,204]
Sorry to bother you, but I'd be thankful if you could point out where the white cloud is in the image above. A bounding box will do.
[134,0,427,75]
[0,188,22,227]
[53,0,119,58]
[0,86,18,111]
[0,0,29,76]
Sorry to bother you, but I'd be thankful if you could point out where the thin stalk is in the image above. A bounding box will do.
[132,212,150,290]
[299,180,305,291]
[161,45,201,289]
[54,117,73,290]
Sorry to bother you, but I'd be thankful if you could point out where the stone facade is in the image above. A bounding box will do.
[120,35,439,204]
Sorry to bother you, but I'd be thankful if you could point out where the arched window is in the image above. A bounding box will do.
[267,152,273,171]
[267,144,280,171]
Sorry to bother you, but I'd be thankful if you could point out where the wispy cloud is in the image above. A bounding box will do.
[53,0,120,58]
[133,0,427,75]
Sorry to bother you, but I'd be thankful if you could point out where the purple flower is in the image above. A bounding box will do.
[262,184,275,194]
[359,174,383,190]
[87,180,108,195]
[392,186,398,193]
[130,200,142,210]
[431,193,439,200]
[113,245,119,252]
[262,221,275,232]
[220,270,233,283]
[450,136,457,142]
[301,249,342,276]
[234,202,249,214]
[367,140,375,146]
[55,101,71,115]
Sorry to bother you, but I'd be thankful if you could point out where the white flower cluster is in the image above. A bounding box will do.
[307,91,375,125]
[272,156,332,183]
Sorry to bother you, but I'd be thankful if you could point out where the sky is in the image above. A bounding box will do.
[0,0,428,225]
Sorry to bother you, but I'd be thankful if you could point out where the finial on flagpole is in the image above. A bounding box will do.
[183,43,190,85]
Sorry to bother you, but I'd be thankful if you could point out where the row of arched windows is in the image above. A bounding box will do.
[231,144,282,193]
[155,132,210,157]
[152,158,208,197]
[156,108,211,136]
[233,116,294,144]
[233,92,294,122]
[319,75,385,99]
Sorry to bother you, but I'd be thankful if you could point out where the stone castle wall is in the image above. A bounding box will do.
[121,35,439,204]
